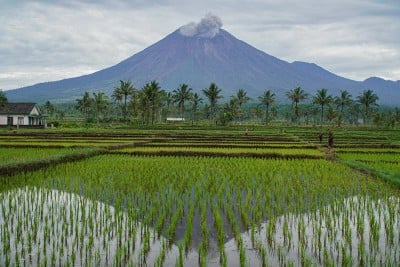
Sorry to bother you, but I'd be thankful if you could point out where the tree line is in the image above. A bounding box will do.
[67,80,398,126]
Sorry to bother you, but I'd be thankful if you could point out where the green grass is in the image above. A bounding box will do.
[0,147,99,167]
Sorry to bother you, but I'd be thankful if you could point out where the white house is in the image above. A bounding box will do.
[0,103,45,127]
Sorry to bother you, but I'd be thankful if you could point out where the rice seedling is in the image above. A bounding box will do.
[1,127,400,266]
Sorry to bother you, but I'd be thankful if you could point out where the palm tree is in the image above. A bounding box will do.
[312,88,333,124]
[141,81,163,124]
[334,90,353,113]
[0,90,7,107]
[190,93,203,125]
[233,88,250,122]
[221,98,238,125]
[357,89,379,124]
[202,82,223,123]
[75,92,92,120]
[173,84,192,119]
[111,88,123,118]
[334,90,352,126]
[92,92,109,123]
[286,86,308,123]
[43,101,55,117]
[258,89,275,125]
[113,80,135,121]
[165,92,174,114]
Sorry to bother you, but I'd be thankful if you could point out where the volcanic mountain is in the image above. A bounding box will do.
[6,15,400,105]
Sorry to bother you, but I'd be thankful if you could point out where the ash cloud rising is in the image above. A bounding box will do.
[179,13,223,38]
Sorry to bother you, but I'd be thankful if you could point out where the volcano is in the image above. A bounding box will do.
[6,14,400,105]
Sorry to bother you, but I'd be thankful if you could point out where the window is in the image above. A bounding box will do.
[7,117,13,125]
[18,117,24,125]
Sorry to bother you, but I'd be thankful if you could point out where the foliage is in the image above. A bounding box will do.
[172,84,192,119]
[68,81,398,127]
[312,88,333,124]
[0,90,7,107]
[258,89,276,125]
[286,86,308,124]
[112,80,136,121]
[75,92,93,121]
[357,89,379,124]
[202,82,223,124]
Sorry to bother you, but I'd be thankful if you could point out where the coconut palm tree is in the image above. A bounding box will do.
[111,88,123,118]
[312,88,333,124]
[113,80,135,121]
[173,84,192,119]
[357,89,379,124]
[286,86,308,123]
[165,92,174,115]
[190,93,203,125]
[334,90,353,126]
[258,89,275,125]
[202,82,223,123]
[0,90,7,107]
[221,98,239,125]
[75,92,93,121]
[43,101,55,117]
[140,81,164,124]
[233,88,250,122]
[334,90,353,113]
[92,92,109,122]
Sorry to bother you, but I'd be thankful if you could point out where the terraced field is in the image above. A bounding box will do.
[1,127,399,266]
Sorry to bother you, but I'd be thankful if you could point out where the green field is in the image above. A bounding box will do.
[1,127,399,266]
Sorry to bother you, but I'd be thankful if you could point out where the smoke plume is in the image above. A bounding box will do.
[179,13,223,38]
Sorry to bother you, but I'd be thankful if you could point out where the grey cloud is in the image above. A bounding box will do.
[0,0,399,91]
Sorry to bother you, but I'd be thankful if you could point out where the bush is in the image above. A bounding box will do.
[48,121,60,127]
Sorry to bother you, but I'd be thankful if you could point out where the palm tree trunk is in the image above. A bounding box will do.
[123,96,127,121]
[321,104,324,124]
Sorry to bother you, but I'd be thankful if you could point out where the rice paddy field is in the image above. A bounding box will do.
[1,126,399,266]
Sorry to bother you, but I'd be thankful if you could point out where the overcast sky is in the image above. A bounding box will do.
[1,0,399,90]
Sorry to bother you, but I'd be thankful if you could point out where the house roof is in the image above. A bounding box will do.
[0,103,39,115]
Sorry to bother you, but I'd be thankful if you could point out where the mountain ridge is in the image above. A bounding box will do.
[5,25,400,105]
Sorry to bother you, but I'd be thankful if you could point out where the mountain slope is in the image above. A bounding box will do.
[5,25,400,105]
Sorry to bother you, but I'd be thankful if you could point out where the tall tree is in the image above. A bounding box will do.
[357,89,379,124]
[312,88,333,124]
[111,88,123,118]
[334,90,353,126]
[286,86,308,124]
[334,90,353,113]
[202,82,223,123]
[190,93,203,125]
[258,89,275,125]
[233,88,250,122]
[75,92,92,121]
[173,84,192,119]
[165,92,174,115]
[113,80,135,121]
[141,81,163,124]
[220,98,238,125]
[93,92,109,123]
[43,101,55,117]
[0,90,7,107]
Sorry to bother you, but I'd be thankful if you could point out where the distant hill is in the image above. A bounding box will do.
[5,18,400,105]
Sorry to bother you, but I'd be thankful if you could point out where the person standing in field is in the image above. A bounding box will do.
[318,132,323,143]
[328,131,334,148]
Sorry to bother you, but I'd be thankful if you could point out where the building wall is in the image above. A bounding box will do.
[0,115,44,126]
[0,114,28,126]
[0,115,6,125]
